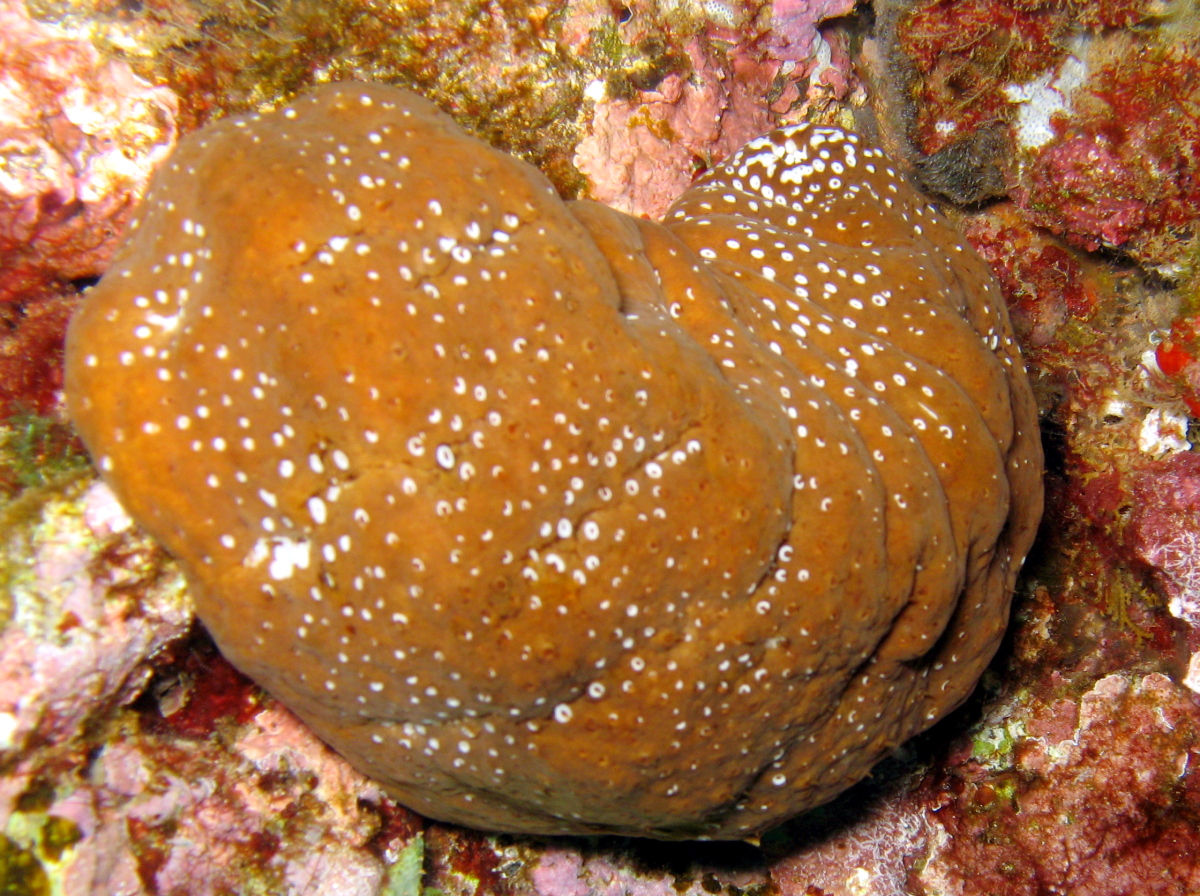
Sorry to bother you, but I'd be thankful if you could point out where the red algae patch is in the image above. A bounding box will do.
[0,0,177,307]
[64,81,1041,839]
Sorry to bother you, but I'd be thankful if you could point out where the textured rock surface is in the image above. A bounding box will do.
[0,0,177,306]
[0,0,178,422]
[63,80,1040,839]
[920,672,1200,895]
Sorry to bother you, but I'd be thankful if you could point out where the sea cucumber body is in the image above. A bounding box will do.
[65,82,1042,839]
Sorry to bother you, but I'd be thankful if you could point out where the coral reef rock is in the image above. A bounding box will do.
[0,0,177,306]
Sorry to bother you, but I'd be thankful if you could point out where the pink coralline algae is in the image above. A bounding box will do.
[42,706,400,896]
[921,674,1200,896]
[1122,454,1200,638]
[1018,133,1151,250]
[770,783,931,896]
[0,0,178,306]
[961,209,1098,351]
[529,843,769,896]
[769,672,1200,895]
[574,37,779,218]
[767,0,857,62]
[0,479,184,886]
[0,480,189,762]
[79,703,392,896]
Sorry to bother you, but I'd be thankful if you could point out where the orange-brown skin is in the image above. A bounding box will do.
[65,82,1042,839]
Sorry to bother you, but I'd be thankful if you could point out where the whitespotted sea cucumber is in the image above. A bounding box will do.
[64,81,1042,840]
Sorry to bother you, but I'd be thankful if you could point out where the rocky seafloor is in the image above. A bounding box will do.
[2,0,1200,893]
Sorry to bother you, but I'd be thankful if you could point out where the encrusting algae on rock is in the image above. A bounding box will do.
[63,81,1042,840]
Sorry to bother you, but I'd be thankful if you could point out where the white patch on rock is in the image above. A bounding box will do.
[82,481,134,537]
[1143,528,1200,627]
[0,712,18,750]
[1005,40,1089,150]
[1184,650,1200,694]
[1138,408,1191,456]
[1101,398,1127,421]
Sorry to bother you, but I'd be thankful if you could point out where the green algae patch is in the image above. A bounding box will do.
[0,833,49,896]
[0,414,90,505]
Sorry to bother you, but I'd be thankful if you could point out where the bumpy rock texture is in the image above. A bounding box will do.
[63,81,1041,839]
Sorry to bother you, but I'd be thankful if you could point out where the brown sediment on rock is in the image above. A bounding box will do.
[64,81,1041,839]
